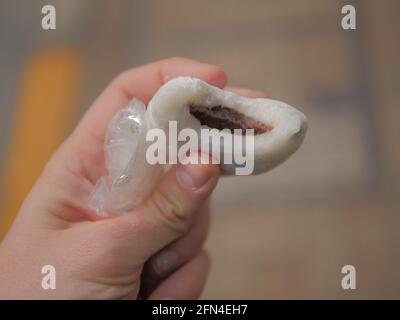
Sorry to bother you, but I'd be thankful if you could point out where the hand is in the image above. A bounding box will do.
[0,57,264,299]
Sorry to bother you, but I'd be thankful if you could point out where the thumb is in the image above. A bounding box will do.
[110,155,220,262]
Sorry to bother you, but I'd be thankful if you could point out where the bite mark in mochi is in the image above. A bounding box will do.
[189,105,272,135]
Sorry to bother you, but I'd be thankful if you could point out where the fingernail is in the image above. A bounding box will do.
[176,162,212,191]
[153,251,179,277]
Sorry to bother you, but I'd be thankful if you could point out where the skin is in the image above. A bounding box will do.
[0,58,264,299]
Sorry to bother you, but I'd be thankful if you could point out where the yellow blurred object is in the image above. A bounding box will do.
[0,47,82,239]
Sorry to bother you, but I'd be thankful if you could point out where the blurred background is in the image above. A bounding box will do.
[0,0,399,298]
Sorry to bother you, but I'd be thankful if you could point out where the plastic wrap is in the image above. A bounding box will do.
[87,98,164,216]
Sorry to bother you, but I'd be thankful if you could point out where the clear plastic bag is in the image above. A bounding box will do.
[87,98,163,216]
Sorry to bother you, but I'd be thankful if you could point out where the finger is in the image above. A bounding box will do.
[225,86,266,98]
[148,250,210,300]
[72,57,227,146]
[146,201,210,279]
[109,153,219,262]
[140,201,210,296]
[67,58,226,183]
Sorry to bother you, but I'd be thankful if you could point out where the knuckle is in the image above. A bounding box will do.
[112,70,126,84]
[112,70,130,87]
[149,189,189,234]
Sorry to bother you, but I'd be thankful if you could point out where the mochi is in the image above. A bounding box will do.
[88,77,308,216]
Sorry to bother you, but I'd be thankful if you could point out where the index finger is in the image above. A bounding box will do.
[72,57,227,146]
[67,57,227,182]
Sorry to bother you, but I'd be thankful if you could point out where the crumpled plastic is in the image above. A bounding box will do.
[87,98,162,216]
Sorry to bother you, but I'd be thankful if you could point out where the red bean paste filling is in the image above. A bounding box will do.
[189,105,271,135]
